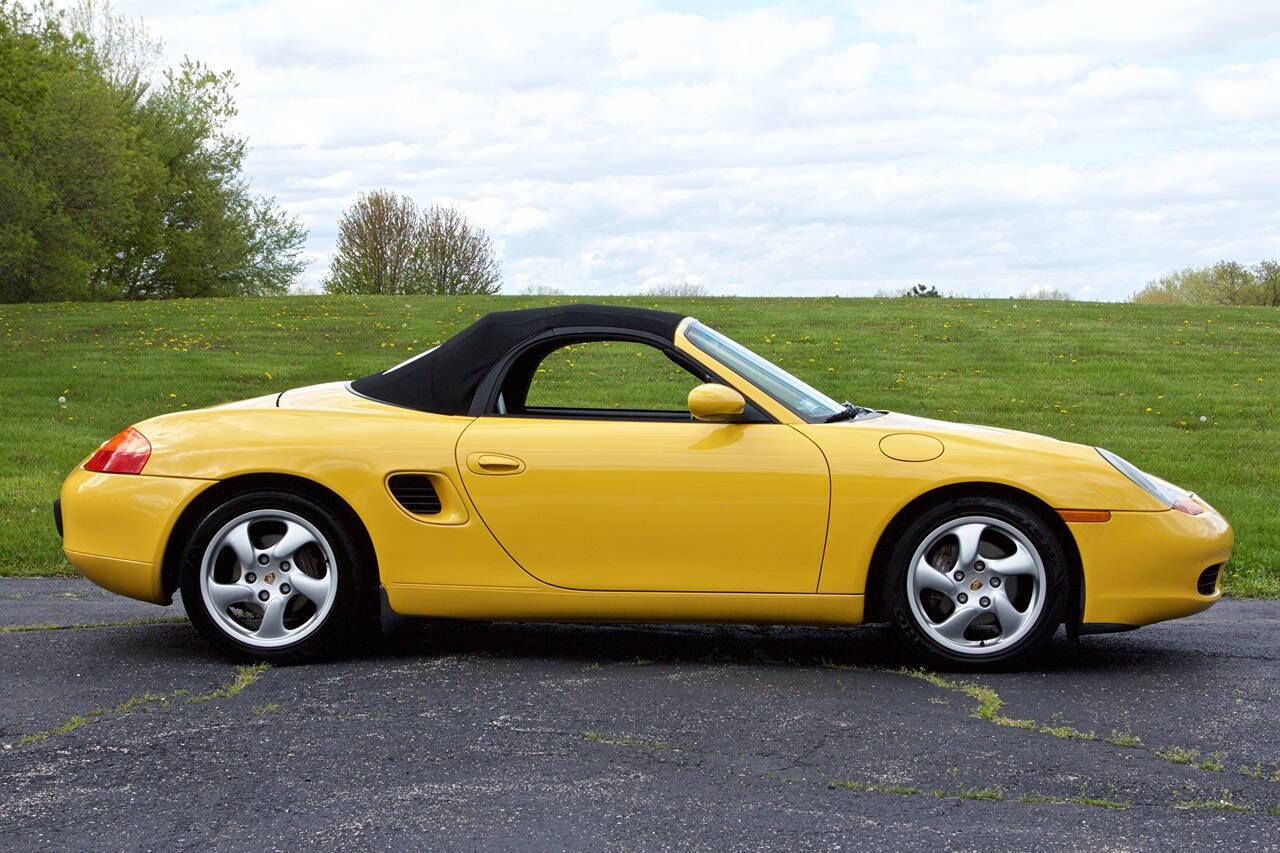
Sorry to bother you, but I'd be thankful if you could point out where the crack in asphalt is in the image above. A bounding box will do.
[1,581,1278,847]
[891,666,1280,793]
[0,616,188,634]
[2,663,268,750]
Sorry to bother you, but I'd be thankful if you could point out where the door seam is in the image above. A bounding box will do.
[788,424,833,593]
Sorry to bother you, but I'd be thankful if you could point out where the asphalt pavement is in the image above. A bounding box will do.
[1,577,1278,851]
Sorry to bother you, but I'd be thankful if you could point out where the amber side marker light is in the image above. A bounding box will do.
[1057,509,1112,523]
[1172,497,1204,515]
[84,427,151,474]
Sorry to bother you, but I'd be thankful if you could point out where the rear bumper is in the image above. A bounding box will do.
[60,467,215,604]
[1071,505,1232,628]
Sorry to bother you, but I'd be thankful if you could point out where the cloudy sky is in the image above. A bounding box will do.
[97,0,1280,298]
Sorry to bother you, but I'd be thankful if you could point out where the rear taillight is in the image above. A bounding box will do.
[85,427,151,474]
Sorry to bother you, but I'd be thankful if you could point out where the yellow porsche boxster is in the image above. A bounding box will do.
[57,305,1231,668]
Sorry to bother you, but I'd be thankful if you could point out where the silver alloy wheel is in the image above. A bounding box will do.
[199,509,338,649]
[905,515,1046,656]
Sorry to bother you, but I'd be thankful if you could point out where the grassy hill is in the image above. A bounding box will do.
[3,295,1277,597]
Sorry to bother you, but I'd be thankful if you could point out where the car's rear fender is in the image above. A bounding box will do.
[60,467,215,604]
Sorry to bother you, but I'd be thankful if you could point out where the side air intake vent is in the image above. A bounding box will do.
[388,474,442,515]
[1197,564,1221,597]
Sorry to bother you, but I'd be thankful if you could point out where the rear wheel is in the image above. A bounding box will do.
[179,490,375,664]
[884,496,1068,671]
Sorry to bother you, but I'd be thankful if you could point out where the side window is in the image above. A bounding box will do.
[523,341,698,412]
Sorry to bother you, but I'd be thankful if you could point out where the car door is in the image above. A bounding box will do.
[454,339,829,593]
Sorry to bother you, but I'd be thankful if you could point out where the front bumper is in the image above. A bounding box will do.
[59,467,214,604]
[1071,503,1232,628]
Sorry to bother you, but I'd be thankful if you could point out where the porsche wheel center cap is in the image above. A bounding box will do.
[264,571,276,586]
[969,578,984,591]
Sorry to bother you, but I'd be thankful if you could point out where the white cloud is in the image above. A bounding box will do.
[971,53,1098,90]
[610,9,835,79]
[82,0,1280,298]
[1197,59,1280,120]
[1066,65,1184,101]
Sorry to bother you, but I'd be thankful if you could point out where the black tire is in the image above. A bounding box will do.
[883,495,1068,672]
[179,489,377,664]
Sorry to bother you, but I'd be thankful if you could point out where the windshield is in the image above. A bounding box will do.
[684,320,847,422]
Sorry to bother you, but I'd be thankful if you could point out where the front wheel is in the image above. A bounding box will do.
[179,490,376,664]
[883,497,1068,671]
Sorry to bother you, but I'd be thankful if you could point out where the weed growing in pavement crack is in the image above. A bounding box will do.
[1038,723,1097,741]
[15,714,90,746]
[1173,789,1251,812]
[957,787,1006,802]
[930,786,1005,802]
[1107,729,1142,748]
[585,731,666,750]
[1155,746,1200,765]
[850,667,1251,797]
[0,616,187,634]
[185,663,267,704]
[5,664,268,749]
[1071,785,1130,810]
[828,780,920,795]
[1017,788,1130,810]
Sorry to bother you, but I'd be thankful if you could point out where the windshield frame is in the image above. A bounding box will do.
[682,320,849,423]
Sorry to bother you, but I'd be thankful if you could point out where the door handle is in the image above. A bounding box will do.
[466,452,525,476]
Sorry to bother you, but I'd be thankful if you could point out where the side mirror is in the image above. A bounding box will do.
[688,383,746,422]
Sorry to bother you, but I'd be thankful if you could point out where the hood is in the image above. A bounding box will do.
[860,411,1093,458]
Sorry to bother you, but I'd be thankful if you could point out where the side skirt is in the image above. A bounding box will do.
[385,583,864,626]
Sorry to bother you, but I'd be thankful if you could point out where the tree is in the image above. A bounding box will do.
[906,283,940,297]
[0,1,138,301]
[1016,287,1073,300]
[323,190,429,295]
[0,1,307,301]
[323,192,502,295]
[65,0,161,110]
[421,204,502,295]
[1129,260,1280,306]
[1253,260,1280,307]
[643,278,707,297]
[103,57,307,298]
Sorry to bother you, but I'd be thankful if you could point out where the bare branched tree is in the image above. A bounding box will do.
[324,193,502,295]
[323,190,428,295]
[66,1,164,110]
[643,278,707,297]
[1015,287,1073,300]
[421,204,502,295]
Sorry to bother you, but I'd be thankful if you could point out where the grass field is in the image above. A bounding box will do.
[3,295,1277,596]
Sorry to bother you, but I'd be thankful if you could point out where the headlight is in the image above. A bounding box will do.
[1096,448,1202,515]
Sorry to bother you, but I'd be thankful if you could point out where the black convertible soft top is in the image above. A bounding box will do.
[350,304,686,415]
